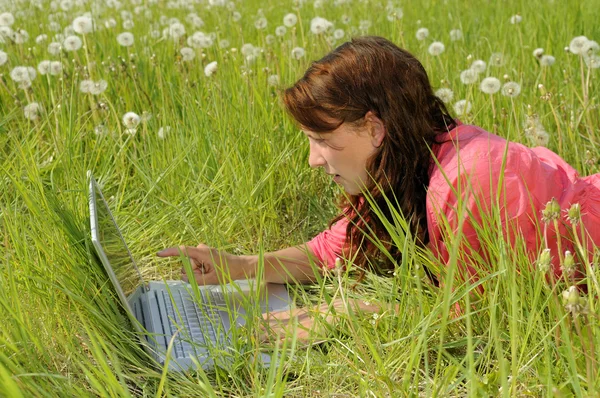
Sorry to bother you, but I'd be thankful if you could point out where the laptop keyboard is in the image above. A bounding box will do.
[159,289,225,358]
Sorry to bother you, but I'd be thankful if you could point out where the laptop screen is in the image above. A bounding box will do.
[90,175,145,297]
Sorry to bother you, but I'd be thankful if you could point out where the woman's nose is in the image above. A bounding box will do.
[308,143,326,168]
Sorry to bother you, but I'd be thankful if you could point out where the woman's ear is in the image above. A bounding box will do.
[365,111,386,148]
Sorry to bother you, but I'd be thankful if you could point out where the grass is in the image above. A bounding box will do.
[1,0,600,395]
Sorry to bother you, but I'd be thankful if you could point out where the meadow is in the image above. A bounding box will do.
[1,0,600,395]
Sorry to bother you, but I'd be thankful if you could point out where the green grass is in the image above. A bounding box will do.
[1,0,600,395]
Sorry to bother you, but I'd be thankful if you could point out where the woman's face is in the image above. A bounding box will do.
[302,113,385,195]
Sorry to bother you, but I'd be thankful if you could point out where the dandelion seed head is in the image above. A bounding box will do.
[0,50,7,66]
[415,27,429,41]
[333,28,344,40]
[0,12,15,27]
[509,14,522,24]
[123,19,134,30]
[275,25,287,36]
[428,41,445,56]
[540,55,555,67]
[480,76,501,94]
[435,87,454,103]
[532,48,544,58]
[72,15,94,34]
[62,35,82,51]
[13,29,30,44]
[569,36,589,55]
[204,60,217,77]
[459,68,478,85]
[10,66,36,83]
[453,99,472,116]
[470,59,486,73]
[37,60,51,75]
[283,13,297,27]
[501,81,521,97]
[180,47,195,61]
[48,41,61,55]
[386,8,403,22]
[582,40,599,57]
[219,39,229,48]
[90,79,107,95]
[79,79,93,93]
[291,46,305,60]
[23,102,43,121]
[254,16,267,30]
[168,22,186,40]
[267,74,279,86]
[310,17,332,34]
[489,52,505,67]
[116,31,134,47]
[35,34,48,44]
[584,54,600,69]
[122,111,141,129]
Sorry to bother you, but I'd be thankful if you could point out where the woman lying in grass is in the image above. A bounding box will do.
[158,36,600,341]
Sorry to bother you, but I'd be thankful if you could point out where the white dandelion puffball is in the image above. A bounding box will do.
[63,35,82,51]
[540,55,555,67]
[38,60,51,75]
[267,74,280,86]
[428,41,445,56]
[265,34,275,45]
[460,69,478,85]
[204,61,217,77]
[291,46,305,60]
[489,52,505,67]
[386,8,403,21]
[36,34,48,44]
[531,130,550,147]
[585,54,600,69]
[219,39,230,48]
[117,32,134,47]
[232,11,242,22]
[122,112,141,129]
[359,20,372,32]
[254,17,267,30]
[24,102,43,121]
[158,126,171,140]
[13,29,29,44]
[453,99,472,116]
[569,36,589,55]
[435,88,454,104]
[90,80,108,95]
[470,60,487,73]
[283,13,297,27]
[524,114,550,147]
[0,50,7,66]
[582,40,600,57]
[275,25,287,36]
[533,48,544,58]
[48,42,61,55]
[416,27,429,41]
[480,77,501,94]
[10,66,36,83]
[333,29,344,40]
[241,43,255,56]
[123,19,134,30]
[449,29,463,41]
[509,14,522,24]
[311,17,332,34]
[168,23,186,40]
[180,47,195,61]
[501,81,521,97]
[0,12,15,27]
[79,79,93,93]
[72,16,93,34]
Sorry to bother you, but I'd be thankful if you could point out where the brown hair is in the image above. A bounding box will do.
[283,36,455,276]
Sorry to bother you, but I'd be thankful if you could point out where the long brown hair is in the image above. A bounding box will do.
[283,36,456,275]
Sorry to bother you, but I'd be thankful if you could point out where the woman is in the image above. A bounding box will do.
[158,36,600,339]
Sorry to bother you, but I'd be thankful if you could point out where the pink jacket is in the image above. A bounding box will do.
[307,122,600,281]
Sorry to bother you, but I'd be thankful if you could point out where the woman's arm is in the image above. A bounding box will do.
[157,243,321,285]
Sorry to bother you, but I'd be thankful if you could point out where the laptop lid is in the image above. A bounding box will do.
[88,171,147,333]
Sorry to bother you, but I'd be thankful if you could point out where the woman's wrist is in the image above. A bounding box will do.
[237,254,258,279]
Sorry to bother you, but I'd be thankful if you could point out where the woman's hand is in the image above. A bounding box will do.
[156,244,251,285]
[261,298,383,344]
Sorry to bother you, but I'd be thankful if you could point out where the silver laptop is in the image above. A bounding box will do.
[88,171,291,371]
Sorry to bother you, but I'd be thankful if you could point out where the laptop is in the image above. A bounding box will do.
[87,171,292,371]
